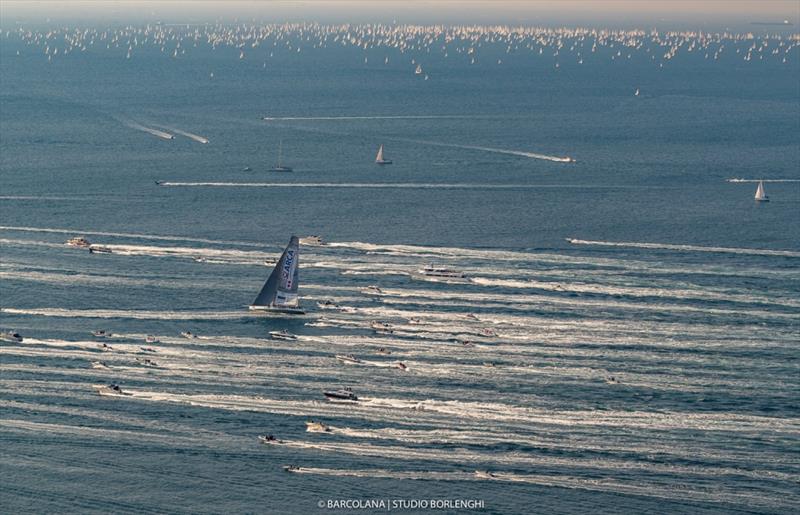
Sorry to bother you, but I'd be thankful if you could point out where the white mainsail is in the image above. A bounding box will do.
[375,145,385,163]
[755,180,768,201]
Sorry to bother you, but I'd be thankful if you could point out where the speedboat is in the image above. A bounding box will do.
[283,465,300,473]
[99,342,113,351]
[376,347,392,355]
[316,299,340,310]
[242,166,252,172]
[606,376,621,384]
[474,470,497,479]
[180,331,197,339]
[483,362,496,368]
[94,383,131,396]
[91,330,111,338]
[370,321,393,332]
[407,317,422,325]
[335,354,362,364]
[299,235,324,246]
[136,357,158,367]
[88,245,113,254]
[416,265,468,280]
[269,330,297,341]
[305,420,331,433]
[395,362,408,371]
[90,361,110,369]
[0,331,23,343]
[140,346,157,353]
[258,434,283,445]
[66,237,91,247]
[323,387,358,401]
[144,335,160,344]
[360,285,383,295]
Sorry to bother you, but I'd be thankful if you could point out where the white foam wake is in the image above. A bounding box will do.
[156,182,540,189]
[0,225,263,247]
[567,238,800,258]
[400,138,575,163]
[124,121,174,140]
[262,115,477,121]
[726,178,800,183]
[1,307,250,320]
[154,125,209,143]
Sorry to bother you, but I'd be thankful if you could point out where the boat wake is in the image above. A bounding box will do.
[0,307,250,320]
[155,182,544,189]
[122,120,174,140]
[398,138,575,163]
[567,238,800,258]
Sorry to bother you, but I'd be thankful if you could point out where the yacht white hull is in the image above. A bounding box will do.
[249,305,305,315]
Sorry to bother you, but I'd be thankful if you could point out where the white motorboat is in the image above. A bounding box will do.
[305,420,331,433]
[88,245,113,254]
[416,265,468,280]
[94,383,132,396]
[92,330,111,338]
[299,235,324,246]
[323,387,358,401]
[474,470,497,479]
[140,346,157,353]
[90,361,110,369]
[144,335,160,344]
[316,299,340,310]
[180,331,197,339]
[0,331,23,343]
[66,236,91,247]
[258,434,283,445]
[335,354,362,364]
[269,330,297,341]
[395,362,408,371]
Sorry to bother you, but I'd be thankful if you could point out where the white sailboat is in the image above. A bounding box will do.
[415,64,423,75]
[375,144,392,165]
[271,140,293,172]
[249,236,305,315]
[754,180,769,202]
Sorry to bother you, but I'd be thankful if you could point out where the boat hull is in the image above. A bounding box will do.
[249,305,306,315]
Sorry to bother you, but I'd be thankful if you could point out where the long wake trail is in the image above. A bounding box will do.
[567,238,800,257]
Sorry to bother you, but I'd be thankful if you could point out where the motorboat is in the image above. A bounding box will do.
[335,354,362,364]
[395,362,408,371]
[0,331,23,343]
[376,347,392,355]
[407,317,422,325]
[94,383,131,396]
[140,346,157,353]
[316,299,340,310]
[91,330,111,338]
[99,342,114,351]
[249,235,305,315]
[305,420,331,433]
[242,166,252,172]
[88,245,113,254]
[360,285,383,295]
[144,335,160,344]
[269,330,297,341]
[323,387,358,401]
[90,361,110,369]
[416,265,468,280]
[299,235,324,246]
[258,434,283,445]
[180,331,197,339]
[370,321,394,332]
[474,470,497,479]
[483,362,496,368]
[283,465,300,473]
[136,357,158,367]
[66,237,91,247]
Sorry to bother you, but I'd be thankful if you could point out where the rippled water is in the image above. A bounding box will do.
[1,25,799,514]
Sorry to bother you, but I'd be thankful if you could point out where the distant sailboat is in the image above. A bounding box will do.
[415,64,423,75]
[271,140,293,172]
[634,88,640,96]
[249,236,304,315]
[754,180,769,202]
[375,144,392,165]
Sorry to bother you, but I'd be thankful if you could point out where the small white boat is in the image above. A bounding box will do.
[370,321,394,333]
[180,331,197,339]
[91,330,111,338]
[140,346,157,353]
[415,64,423,75]
[376,347,392,355]
[634,88,640,96]
[88,245,113,254]
[299,235,324,246]
[90,361,110,369]
[395,362,408,371]
[323,387,358,401]
[136,357,158,367]
[99,342,113,351]
[375,144,392,165]
[755,180,769,202]
[474,470,497,479]
[66,237,91,247]
[0,331,23,343]
[305,420,331,433]
[283,465,300,473]
[94,384,132,397]
[335,354,362,364]
[416,265,468,280]
[144,335,160,344]
[316,300,340,310]
[269,330,297,341]
[258,434,283,445]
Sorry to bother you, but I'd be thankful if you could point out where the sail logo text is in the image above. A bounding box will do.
[282,249,295,287]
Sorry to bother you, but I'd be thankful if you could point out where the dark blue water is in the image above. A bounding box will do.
[1,24,799,514]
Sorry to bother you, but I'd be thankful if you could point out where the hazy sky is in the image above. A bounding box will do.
[2,1,798,27]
